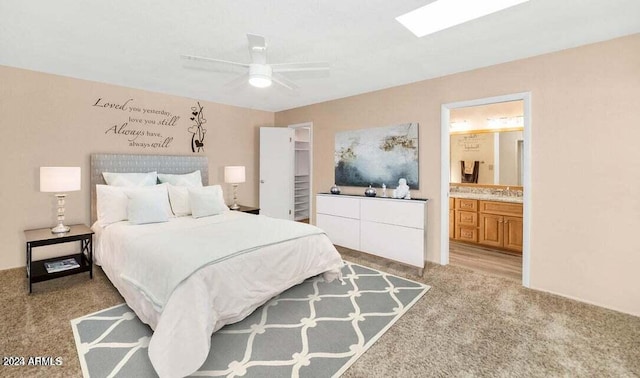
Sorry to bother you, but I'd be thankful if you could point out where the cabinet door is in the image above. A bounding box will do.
[504,216,523,253]
[479,213,503,248]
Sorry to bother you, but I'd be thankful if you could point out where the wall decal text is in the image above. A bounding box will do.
[93,98,180,149]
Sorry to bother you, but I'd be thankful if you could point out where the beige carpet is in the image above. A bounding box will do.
[1,248,639,377]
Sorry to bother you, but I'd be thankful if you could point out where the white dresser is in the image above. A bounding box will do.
[316,194,428,274]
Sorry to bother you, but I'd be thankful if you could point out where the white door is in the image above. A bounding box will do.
[259,127,294,219]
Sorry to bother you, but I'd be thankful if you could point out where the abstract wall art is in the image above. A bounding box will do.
[335,122,419,188]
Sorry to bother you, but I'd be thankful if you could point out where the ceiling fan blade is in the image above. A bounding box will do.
[247,33,267,64]
[272,73,299,91]
[271,62,330,73]
[181,55,249,74]
[223,73,249,89]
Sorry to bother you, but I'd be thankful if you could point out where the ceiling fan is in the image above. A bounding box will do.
[181,34,330,90]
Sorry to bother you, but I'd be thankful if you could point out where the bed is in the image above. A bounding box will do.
[89,154,344,377]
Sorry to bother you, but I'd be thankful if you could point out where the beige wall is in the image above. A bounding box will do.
[0,65,274,270]
[276,34,640,316]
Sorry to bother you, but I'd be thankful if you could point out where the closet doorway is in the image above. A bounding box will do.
[440,93,532,287]
[258,123,313,222]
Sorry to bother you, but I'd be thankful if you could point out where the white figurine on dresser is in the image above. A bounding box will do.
[393,178,411,199]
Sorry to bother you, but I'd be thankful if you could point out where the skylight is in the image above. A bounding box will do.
[396,0,530,38]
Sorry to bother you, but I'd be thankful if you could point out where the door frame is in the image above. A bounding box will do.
[440,92,532,288]
[288,122,313,221]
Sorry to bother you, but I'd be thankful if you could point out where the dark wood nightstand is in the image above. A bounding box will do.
[24,224,94,293]
[231,205,260,215]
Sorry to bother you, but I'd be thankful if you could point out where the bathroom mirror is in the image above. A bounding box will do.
[450,130,523,186]
[449,100,524,186]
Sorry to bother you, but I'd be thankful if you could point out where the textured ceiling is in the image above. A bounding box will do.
[1,0,639,112]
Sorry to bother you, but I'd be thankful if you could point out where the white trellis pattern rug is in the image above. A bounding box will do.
[71,261,430,377]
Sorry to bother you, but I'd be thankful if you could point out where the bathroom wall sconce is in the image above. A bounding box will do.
[487,116,524,129]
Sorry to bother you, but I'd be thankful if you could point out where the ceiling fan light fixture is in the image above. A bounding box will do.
[249,64,273,88]
[249,75,272,88]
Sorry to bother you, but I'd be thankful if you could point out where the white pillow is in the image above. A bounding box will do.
[96,184,128,226]
[103,171,158,186]
[158,171,203,187]
[167,184,191,216]
[96,184,172,226]
[127,190,170,225]
[189,185,229,218]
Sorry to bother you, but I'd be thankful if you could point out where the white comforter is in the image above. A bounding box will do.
[93,211,343,378]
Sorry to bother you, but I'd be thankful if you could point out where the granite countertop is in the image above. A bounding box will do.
[450,192,523,203]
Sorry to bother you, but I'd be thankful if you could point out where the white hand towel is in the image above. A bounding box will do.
[463,160,475,174]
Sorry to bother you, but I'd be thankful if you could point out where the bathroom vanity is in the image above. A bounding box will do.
[449,193,523,253]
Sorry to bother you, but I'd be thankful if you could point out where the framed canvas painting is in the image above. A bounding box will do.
[335,123,419,188]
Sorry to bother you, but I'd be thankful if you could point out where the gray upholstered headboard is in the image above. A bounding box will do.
[90,154,209,224]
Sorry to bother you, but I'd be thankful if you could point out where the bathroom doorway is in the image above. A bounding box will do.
[440,93,531,287]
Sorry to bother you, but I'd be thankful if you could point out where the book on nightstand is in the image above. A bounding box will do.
[44,258,80,273]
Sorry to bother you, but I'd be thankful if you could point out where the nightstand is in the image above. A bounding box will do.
[24,224,94,293]
[231,205,260,215]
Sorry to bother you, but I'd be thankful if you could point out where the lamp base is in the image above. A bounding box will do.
[51,223,70,234]
[230,183,240,210]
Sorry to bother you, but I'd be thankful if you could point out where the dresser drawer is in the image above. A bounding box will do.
[360,199,424,229]
[316,195,360,219]
[360,221,424,267]
[455,198,478,212]
[316,214,360,250]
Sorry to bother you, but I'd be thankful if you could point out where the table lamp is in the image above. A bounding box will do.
[40,167,81,233]
[224,166,245,210]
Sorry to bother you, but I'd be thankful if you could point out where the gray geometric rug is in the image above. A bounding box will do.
[71,261,430,377]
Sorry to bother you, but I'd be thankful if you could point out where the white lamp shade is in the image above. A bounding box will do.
[40,167,81,192]
[224,166,246,184]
